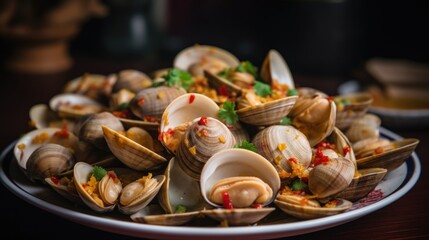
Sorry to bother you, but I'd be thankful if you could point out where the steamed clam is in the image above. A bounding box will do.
[49,93,105,119]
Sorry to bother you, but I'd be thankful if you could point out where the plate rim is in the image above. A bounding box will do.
[0,127,422,239]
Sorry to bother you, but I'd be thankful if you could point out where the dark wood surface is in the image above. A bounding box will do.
[0,56,428,240]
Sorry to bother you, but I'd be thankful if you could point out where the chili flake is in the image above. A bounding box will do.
[222,192,234,209]
[189,94,196,104]
[217,85,229,96]
[343,146,350,156]
[374,147,384,155]
[50,176,60,185]
[198,117,208,126]
[54,126,69,139]
[138,98,145,106]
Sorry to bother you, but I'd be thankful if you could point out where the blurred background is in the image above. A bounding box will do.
[1,0,428,76]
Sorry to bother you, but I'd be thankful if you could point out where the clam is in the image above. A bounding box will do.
[236,94,298,126]
[45,176,81,203]
[158,158,209,214]
[29,104,75,130]
[130,86,186,121]
[288,94,336,147]
[176,117,236,179]
[118,173,166,215]
[204,70,242,96]
[297,87,328,98]
[73,162,122,212]
[26,143,75,182]
[335,168,387,202]
[112,69,152,93]
[174,45,239,76]
[159,93,220,154]
[201,208,275,226]
[260,49,295,89]
[49,93,105,119]
[109,88,135,111]
[78,112,125,151]
[308,157,355,199]
[14,127,79,172]
[102,125,167,171]
[200,148,280,208]
[131,205,200,226]
[345,114,381,143]
[252,125,312,178]
[64,73,113,101]
[334,92,373,130]
[275,194,352,219]
[356,138,419,171]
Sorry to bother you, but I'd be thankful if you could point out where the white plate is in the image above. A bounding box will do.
[0,128,421,239]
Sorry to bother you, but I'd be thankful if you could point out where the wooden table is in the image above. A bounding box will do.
[0,57,427,239]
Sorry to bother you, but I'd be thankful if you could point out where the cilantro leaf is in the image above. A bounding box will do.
[253,81,272,97]
[279,116,292,125]
[234,140,257,152]
[161,68,194,91]
[291,178,306,191]
[236,61,258,79]
[117,102,129,111]
[91,166,107,181]
[218,101,238,125]
[287,89,299,96]
[174,204,187,213]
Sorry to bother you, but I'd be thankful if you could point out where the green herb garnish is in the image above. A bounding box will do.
[91,166,107,181]
[287,89,299,96]
[174,204,187,213]
[279,116,292,125]
[234,140,257,152]
[218,101,238,125]
[253,81,272,97]
[291,178,305,191]
[236,61,258,79]
[159,68,194,91]
[117,102,129,111]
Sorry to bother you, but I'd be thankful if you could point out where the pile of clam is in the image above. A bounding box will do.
[14,45,419,226]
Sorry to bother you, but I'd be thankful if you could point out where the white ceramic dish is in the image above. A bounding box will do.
[0,128,421,239]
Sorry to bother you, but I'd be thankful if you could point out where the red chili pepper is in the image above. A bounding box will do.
[189,94,196,104]
[251,203,262,209]
[222,192,234,209]
[50,177,60,185]
[218,85,229,96]
[288,157,298,164]
[374,147,383,155]
[54,125,69,139]
[158,132,164,141]
[138,98,145,106]
[108,172,116,180]
[326,96,334,102]
[198,117,208,126]
[343,146,350,156]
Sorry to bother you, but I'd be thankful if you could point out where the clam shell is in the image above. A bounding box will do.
[275,196,352,219]
[345,114,381,143]
[356,138,419,171]
[45,177,81,203]
[201,208,275,226]
[200,148,281,208]
[26,144,75,182]
[308,157,355,199]
[78,112,124,150]
[159,93,220,153]
[335,92,373,130]
[73,162,116,212]
[260,49,295,88]
[64,73,112,100]
[131,205,200,226]
[112,69,152,93]
[118,175,166,215]
[29,104,75,130]
[118,118,159,132]
[49,93,105,118]
[158,158,209,214]
[102,125,167,171]
[335,168,387,202]
[204,70,242,95]
[236,96,298,126]
[252,125,312,175]
[289,94,336,147]
[130,86,186,120]
[176,117,236,179]
[174,45,239,76]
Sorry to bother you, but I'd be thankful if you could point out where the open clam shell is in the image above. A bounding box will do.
[112,69,152,93]
[30,104,75,130]
[102,125,167,171]
[334,92,373,130]
[289,94,336,147]
[204,70,243,96]
[345,114,381,143]
[174,45,239,76]
[158,158,209,214]
[275,195,352,219]
[260,49,295,89]
[118,175,166,215]
[64,73,113,100]
[236,96,298,126]
[335,168,387,202]
[159,93,220,154]
[45,176,81,203]
[131,205,200,226]
[49,93,105,119]
[201,208,275,226]
[356,138,419,171]
[73,162,119,213]
[200,148,281,208]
